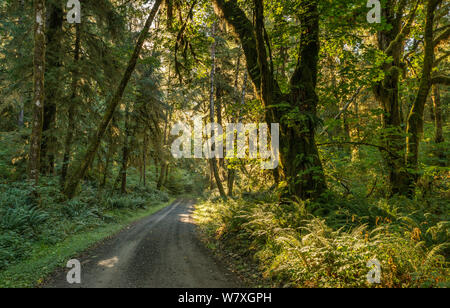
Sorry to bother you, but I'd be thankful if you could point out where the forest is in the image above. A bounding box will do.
[0,0,448,288]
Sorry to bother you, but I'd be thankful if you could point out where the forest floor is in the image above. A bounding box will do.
[43,199,240,288]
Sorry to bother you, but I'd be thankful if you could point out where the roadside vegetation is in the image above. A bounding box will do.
[0,0,448,288]
[195,190,448,288]
[0,167,180,287]
[0,132,200,287]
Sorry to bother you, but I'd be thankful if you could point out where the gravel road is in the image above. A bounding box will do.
[44,199,240,288]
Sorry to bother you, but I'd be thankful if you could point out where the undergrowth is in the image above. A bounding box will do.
[0,178,170,271]
[194,194,449,288]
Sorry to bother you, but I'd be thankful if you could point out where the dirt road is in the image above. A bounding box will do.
[45,199,240,288]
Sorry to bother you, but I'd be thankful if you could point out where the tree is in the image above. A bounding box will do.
[406,0,444,175]
[63,0,163,198]
[41,0,64,174]
[213,0,326,200]
[209,23,227,199]
[28,0,46,185]
[372,0,418,196]
[61,23,81,186]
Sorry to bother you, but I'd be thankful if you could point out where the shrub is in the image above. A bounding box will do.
[195,197,449,288]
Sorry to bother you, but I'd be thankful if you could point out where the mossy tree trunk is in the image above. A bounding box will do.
[227,51,243,197]
[213,0,326,200]
[61,23,81,186]
[209,23,227,200]
[143,134,148,186]
[373,0,415,196]
[41,1,64,174]
[28,0,46,185]
[432,85,444,144]
[120,104,131,194]
[406,0,441,174]
[431,85,446,166]
[63,0,163,198]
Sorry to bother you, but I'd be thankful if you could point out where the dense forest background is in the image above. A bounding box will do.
[0,0,448,287]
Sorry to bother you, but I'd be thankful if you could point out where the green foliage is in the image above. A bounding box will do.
[195,195,449,288]
[0,131,29,181]
[0,177,171,271]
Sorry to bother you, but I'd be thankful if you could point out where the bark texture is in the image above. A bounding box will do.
[41,1,64,174]
[61,23,81,186]
[28,0,46,185]
[406,0,440,174]
[373,0,414,196]
[209,24,227,200]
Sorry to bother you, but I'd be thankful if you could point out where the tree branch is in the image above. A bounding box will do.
[212,0,262,95]
[434,27,450,47]
[384,0,420,55]
[431,74,450,85]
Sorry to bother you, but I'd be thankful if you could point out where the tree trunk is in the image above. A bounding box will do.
[101,138,112,188]
[41,1,63,175]
[28,0,46,185]
[63,0,162,198]
[406,0,439,177]
[213,0,326,200]
[157,163,167,190]
[143,135,147,186]
[18,101,24,129]
[431,85,446,166]
[61,23,81,186]
[373,0,412,196]
[227,51,242,197]
[209,23,227,200]
[120,105,131,194]
[18,0,25,130]
[215,67,226,181]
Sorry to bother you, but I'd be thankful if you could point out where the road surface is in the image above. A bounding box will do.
[44,199,240,288]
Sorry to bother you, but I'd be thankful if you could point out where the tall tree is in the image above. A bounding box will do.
[63,0,163,198]
[120,103,131,194]
[61,23,81,186]
[41,0,64,174]
[372,0,418,196]
[28,0,46,184]
[406,0,443,175]
[213,0,326,200]
[209,23,227,199]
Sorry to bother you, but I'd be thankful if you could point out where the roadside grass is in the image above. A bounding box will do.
[0,199,175,288]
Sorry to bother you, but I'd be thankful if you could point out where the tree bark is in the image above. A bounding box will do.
[213,0,326,200]
[227,51,242,197]
[18,0,25,130]
[406,0,440,176]
[432,85,444,144]
[61,23,81,186]
[41,1,64,174]
[101,137,112,188]
[215,66,226,181]
[120,104,131,194]
[157,163,167,190]
[143,134,147,186]
[28,0,46,185]
[283,0,326,198]
[431,85,446,166]
[63,0,163,198]
[373,0,413,196]
[209,23,227,199]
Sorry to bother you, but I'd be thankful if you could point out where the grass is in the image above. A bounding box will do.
[0,199,174,288]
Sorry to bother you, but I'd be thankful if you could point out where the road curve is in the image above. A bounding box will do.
[44,199,240,288]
